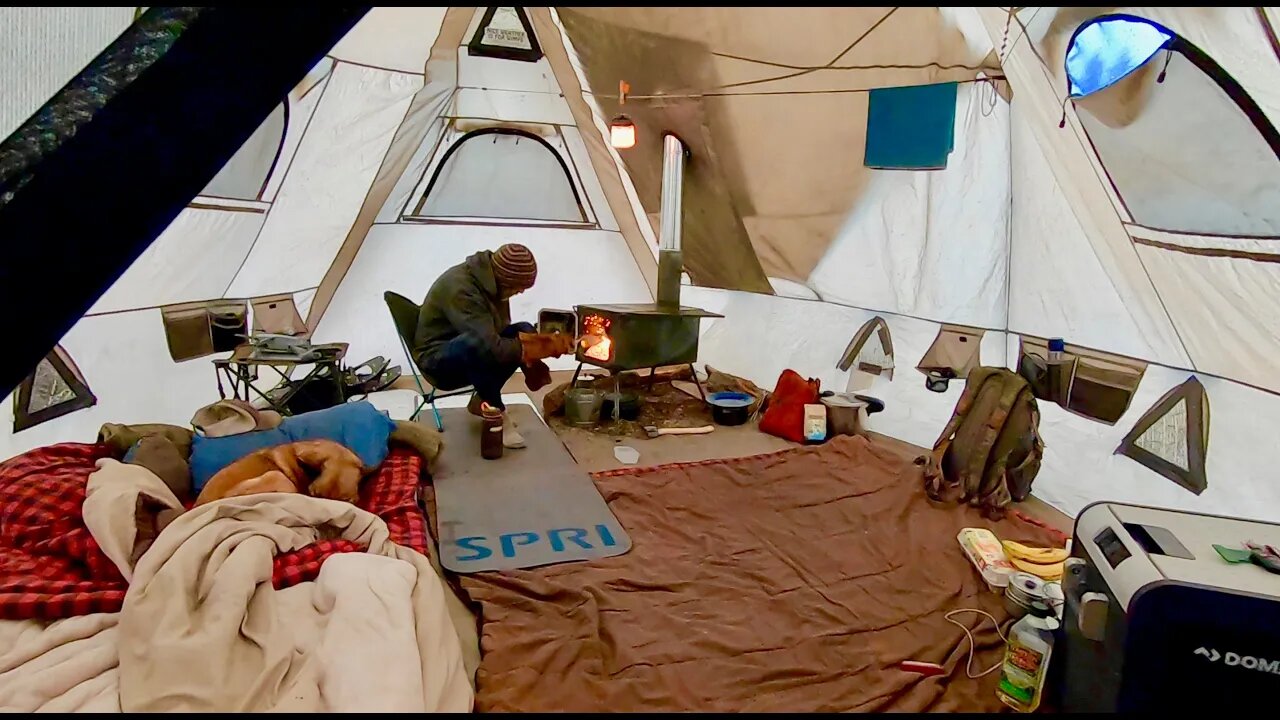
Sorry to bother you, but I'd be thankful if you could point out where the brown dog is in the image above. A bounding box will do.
[194,439,365,507]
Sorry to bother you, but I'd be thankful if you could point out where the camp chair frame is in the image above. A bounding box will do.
[384,291,474,431]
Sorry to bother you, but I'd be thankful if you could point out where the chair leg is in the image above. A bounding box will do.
[409,396,428,422]
[428,390,444,431]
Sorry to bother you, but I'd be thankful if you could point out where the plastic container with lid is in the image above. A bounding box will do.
[480,404,504,460]
[957,527,1016,589]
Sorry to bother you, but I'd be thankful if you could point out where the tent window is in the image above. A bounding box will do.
[917,325,983,380]
[412,128,588,223]
[1117,377,1209,494]
[1017,336,1146,425]
[1067,15,1280,237]
[1066,17,1173,98]
[199,102,288,201]
[13,346,96,432]
[467,7,543,63]
[839,317,894,380]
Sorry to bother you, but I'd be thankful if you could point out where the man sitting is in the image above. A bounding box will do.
[413,243,573,448]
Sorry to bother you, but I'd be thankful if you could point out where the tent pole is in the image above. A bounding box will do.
[655,133,688,310]
[0,7,370,399]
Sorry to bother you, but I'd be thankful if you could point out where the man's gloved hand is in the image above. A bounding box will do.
[518,332,575,365]
[523,359,553,392]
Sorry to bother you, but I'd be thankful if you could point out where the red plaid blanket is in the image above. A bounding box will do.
[0,443,125,620]
[0,444,430,621]
[272,448,432,588]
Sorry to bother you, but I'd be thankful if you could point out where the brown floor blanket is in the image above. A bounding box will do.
[428,435,1062,712]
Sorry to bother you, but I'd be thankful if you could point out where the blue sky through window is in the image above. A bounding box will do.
[1066,17,1174,97]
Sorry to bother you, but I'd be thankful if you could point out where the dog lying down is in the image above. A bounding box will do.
[194,439,366,507]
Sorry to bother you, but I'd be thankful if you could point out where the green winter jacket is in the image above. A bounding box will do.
[413,250,522,366]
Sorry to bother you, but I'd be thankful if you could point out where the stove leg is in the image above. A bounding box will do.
[688,363,707,401]
[647,366,657,390]
[570,362,583,388]
[613,374,621,422]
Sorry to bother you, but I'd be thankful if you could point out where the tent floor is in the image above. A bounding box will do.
[508,370,1073,536]
[376,369,1071,536]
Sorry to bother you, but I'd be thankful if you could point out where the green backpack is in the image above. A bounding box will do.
[924,367,1045,517]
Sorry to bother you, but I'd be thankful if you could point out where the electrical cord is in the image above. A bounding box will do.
[945,608,1009,679]
[978,76,1000,117]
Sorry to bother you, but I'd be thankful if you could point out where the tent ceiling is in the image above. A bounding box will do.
[557,7,995,289]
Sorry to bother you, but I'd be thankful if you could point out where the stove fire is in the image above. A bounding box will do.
[580,314,612,362]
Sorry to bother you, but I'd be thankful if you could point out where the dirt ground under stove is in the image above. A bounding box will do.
[542,367,724,441]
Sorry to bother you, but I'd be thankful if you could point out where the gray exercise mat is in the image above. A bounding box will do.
[432,404,632,573]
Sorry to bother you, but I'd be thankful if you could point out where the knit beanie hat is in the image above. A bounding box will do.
[491,243,538,292]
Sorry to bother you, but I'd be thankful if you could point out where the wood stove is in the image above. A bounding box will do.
[550,134,722,406]
[573,303,721,372]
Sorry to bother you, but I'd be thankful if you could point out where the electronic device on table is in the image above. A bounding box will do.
[244,333,332,362]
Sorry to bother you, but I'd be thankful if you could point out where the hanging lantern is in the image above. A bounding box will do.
[609,114,636,149]
[610,79,636,149]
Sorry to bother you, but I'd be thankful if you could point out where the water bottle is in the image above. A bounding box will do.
[1047,338,1066,363]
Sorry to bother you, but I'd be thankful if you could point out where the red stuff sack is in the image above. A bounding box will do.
[759,369,820,443]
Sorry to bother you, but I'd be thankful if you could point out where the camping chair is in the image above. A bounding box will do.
[384,291,474,431]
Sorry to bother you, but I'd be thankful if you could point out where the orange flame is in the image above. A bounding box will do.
[581,314,613,362]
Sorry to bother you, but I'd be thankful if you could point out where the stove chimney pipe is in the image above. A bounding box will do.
[656,133,687,310]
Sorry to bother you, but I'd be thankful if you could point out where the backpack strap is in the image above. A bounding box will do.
[1003,394,1044,503]
[963,370,1028,501]
[926,367,999,500]
[930,367,998,453]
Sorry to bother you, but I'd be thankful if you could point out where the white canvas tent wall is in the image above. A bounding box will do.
[4,7,1280,527]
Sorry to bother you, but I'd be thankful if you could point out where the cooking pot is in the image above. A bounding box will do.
[564,387,602,427]
[707,391,753,426]
[821,392,867,437]
[601,391,641,421]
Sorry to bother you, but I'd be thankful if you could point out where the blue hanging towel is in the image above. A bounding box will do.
[864,81,959,170]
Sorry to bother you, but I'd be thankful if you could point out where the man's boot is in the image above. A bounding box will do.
[502,412,526,449]
[467,392,484,416]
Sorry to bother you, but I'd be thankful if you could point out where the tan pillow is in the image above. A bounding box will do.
[389,419,444,472]
[99,422,195,459]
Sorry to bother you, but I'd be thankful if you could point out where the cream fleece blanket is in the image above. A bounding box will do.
[0,459,474,713]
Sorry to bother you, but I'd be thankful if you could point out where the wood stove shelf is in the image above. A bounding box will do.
[575,303,723,318]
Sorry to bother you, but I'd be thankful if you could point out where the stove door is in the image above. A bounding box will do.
[538,308,576,336]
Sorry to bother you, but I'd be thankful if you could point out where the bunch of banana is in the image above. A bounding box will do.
[1002,540,1068,581]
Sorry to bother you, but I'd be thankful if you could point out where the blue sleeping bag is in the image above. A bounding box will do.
[189,401,396,493]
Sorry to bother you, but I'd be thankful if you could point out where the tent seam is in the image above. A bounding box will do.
[304,83,430,332]
[1005,22,1187,364]
[692,285,1276,396]
[219,66,339,299]
[83,285,319,318]
[327,57,425,77]
[303,7,477,333]
[1003,88,1015,370]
